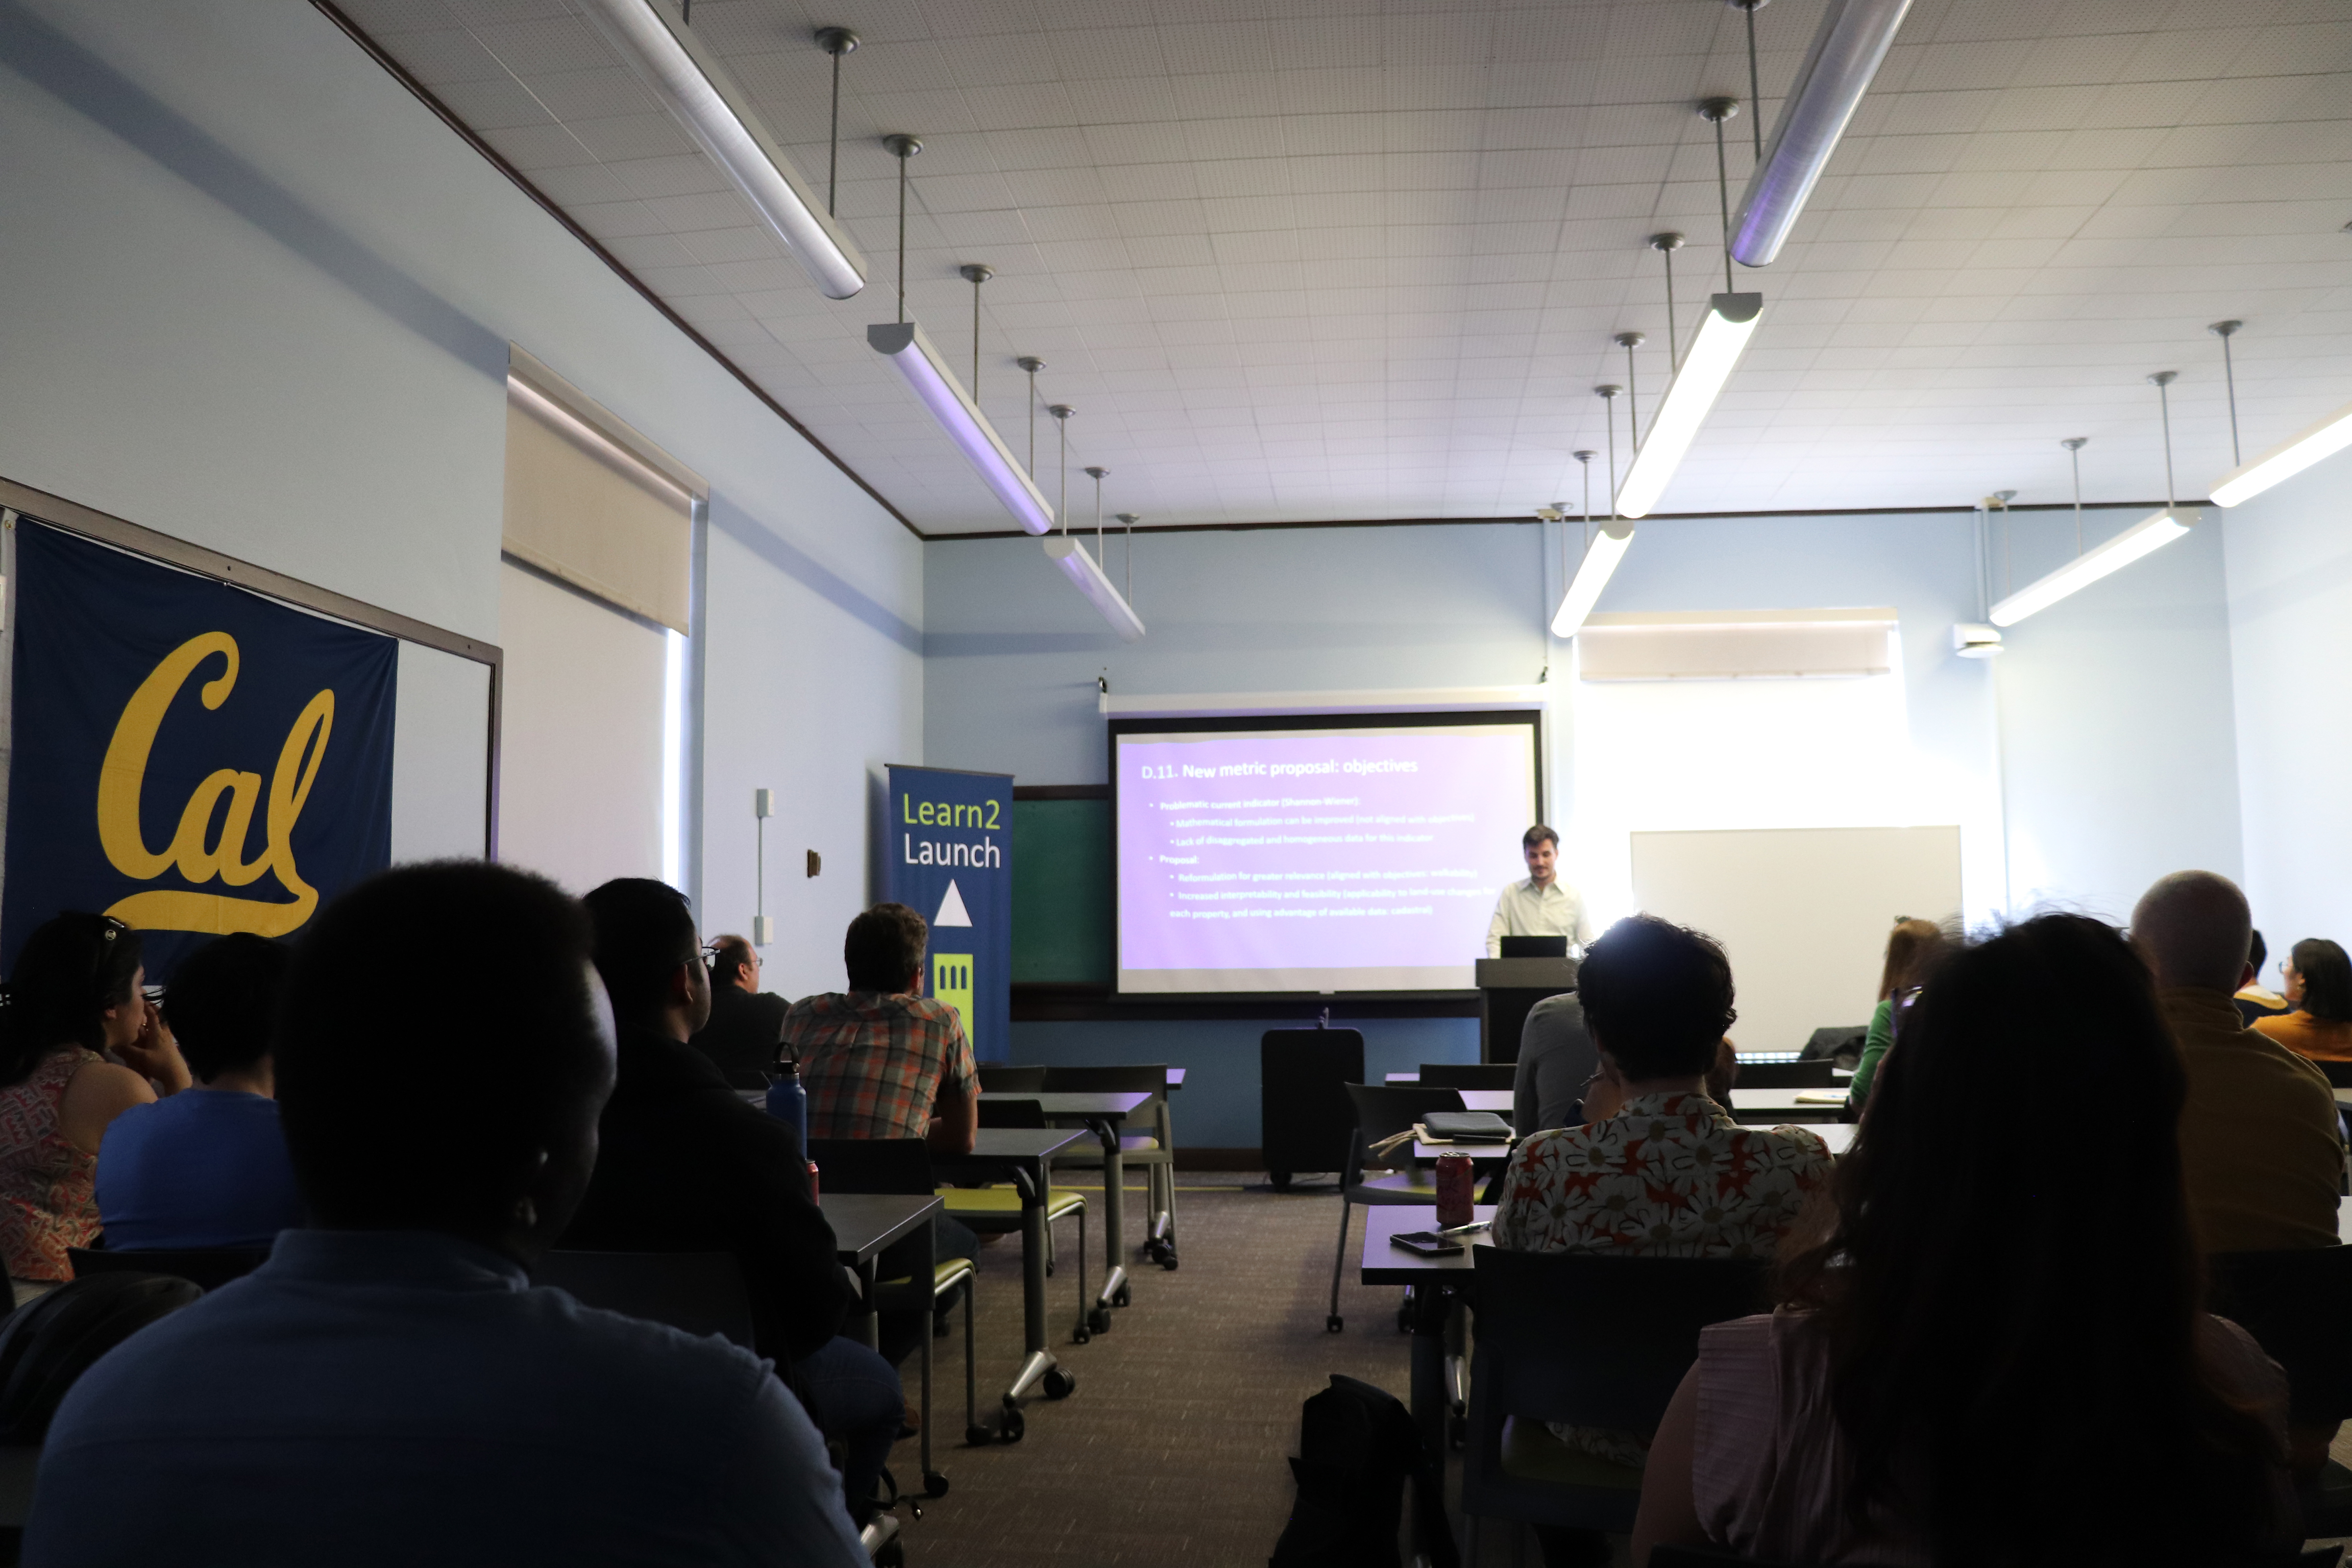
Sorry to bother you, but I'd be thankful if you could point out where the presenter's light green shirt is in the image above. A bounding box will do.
[1486,877,1594,957]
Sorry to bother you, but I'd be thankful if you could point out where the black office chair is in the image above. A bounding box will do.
[2206,1245,2352,1537]
[68,1245,270,1294]
[806,1138,982,1481]
[980,1064,1050,1092]
[1263,1028,1364,1189]
[1723,1059,1840,1089]
[531,1250,757,1349]
[964,1100,1096,1334]
[1326,1083,1465,1334]
[2317,1060,2352,1091]
[1417,1064,1516,1091]
[1458,1248,1767,1557]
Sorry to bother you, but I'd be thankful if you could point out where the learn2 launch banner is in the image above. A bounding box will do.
[883,764,1011,1064]
[2,521,396,978]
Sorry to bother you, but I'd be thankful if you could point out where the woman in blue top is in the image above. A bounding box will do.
[97,933,305,1250]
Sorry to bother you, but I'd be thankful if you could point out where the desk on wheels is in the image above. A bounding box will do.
[933,1127,1087,1430]
[978,1089,1153,1328]
[817,1193,941,1351]
[1361,1203,1491,1553]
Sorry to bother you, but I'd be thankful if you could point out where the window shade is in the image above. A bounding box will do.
[502,349,701,634]
[1577,609,1897,681]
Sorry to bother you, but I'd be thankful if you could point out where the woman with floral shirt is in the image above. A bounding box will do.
[1492,914,1831,1568]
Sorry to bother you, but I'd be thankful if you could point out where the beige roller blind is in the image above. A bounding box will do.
[1578,609,1898,681]
[502,347,702,634]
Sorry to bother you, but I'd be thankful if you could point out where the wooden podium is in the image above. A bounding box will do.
[1476,957,1579,1064]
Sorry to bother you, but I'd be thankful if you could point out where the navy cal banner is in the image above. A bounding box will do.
[883,764,1012,1065]
[2,522,397,978]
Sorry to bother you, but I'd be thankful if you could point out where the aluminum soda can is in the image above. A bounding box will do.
[1435,1152,1474,1228]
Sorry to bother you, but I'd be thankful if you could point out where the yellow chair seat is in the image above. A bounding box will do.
[1497,1416,1645,1491]
[1051,1134,1162,1156]
[879,1258,974,1295]
[937,1185,1087,1224]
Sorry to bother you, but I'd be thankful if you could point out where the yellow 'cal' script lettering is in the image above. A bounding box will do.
[96,632,333,937]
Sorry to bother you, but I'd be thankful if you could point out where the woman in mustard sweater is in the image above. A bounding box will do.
[2254,937,2352,1062]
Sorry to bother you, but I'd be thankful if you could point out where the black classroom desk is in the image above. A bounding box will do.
[1361,1203,1492,1551]
[978,1089,1152,1319]
[933,1127,1088,1413]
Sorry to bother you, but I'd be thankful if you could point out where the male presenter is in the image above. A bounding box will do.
[1486,825,1595,958]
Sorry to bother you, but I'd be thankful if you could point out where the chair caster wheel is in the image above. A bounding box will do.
[964,1424,993,1448]
[924,1471,950,1499]
[1073,1323,1092,1345]
[1043,1368,1078,1399]
[1112,1283,1131,1308]
[997,1408,1025,1443]
[1326,1314,1344,1333]
[1087,1305,1113,1334]
[1160,1252,1179,1271]
[1271,1172,1292,1191]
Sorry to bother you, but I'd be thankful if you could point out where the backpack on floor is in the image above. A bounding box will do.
[1270,1373,1459,1568]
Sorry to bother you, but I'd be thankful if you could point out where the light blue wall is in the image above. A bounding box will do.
[930,505,2245,1147]
[0,0,924,921]
[2222,445,2352,965]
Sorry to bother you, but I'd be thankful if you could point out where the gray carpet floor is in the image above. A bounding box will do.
[884,1176,1420,1567]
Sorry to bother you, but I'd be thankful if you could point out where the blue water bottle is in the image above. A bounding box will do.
[766,1058,809,1154]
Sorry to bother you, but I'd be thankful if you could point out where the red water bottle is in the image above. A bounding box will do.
[807,1160,821,1200]
[1435,1152,1474,1229]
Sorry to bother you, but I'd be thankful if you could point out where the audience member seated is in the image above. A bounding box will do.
[784,903,977,1157]
[1632,913,2295,1568]
[2254,936,2352,1062]
[2235,928,2292,1026]
[1494,915,1830,1568]
[23,862,863,1568]
[1845,916,1943,1107]
[563,879,900,1524]
[96,932,304,1250]
[690,932,789,1089]
[2134,872,2341,1256]
[1511,989,1597,1136]
[0,912,189,1302]
[784,903,981,1366]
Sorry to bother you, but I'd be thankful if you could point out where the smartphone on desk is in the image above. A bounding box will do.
[1389,1230,1464,1257]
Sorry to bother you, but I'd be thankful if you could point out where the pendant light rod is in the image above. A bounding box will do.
[1596,385,1623,517]
[2061,437,2087,556]
[1574,449,1595,532]
[1050,404,1075,534]
[815,27,857,216]
[958,264,992,403]
[2208,319,2243,467]
[1017,356,1044,475]
[1731,0,1913,267]
[1616,332,1646,451]
[882,133,920,323]
[2149,370,2179,510]
[1085,465,1108,560]
[1700,98,1741,294]
[1649,233,1685,370]
[1116,513,1139,607]
[578,0,866,298]
[1729,0,1768,158]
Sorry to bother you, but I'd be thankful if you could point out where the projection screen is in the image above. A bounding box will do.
[1111,711,1542,995]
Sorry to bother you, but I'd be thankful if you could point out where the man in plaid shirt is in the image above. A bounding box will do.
[786,904,978,1154]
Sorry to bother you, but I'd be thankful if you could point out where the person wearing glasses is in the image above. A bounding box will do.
[0,912,190,1302]
[687,934,789,1090]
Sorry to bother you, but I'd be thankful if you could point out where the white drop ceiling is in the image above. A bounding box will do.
[326,0,2352,536]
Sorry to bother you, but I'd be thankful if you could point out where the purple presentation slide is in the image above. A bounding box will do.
[1115,724,1536,991]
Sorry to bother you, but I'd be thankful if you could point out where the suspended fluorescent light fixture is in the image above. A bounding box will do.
[1044,539,1144,641]
[578,0,866,299]
[1550,520,1634,637]
[1615,294,1763,518]
[2209,396,2352,508]
[867,322,1054,534]
[1731,0,1913,266]
[1988,508,2197,627]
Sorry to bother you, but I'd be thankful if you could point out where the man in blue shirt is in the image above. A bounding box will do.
[26,862,864,1568]
[95,932,305,1249]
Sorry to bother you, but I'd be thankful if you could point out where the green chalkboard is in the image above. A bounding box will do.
[1011,797,1112,984]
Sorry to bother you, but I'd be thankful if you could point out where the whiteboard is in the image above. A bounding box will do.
[1628,826,1962,1056]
